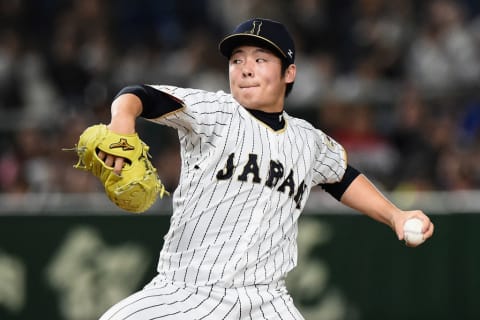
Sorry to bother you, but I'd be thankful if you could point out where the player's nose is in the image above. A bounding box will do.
[242,69,254,78]
[241,60,254,77]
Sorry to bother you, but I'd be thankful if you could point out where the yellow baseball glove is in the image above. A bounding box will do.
[65,124,168,213]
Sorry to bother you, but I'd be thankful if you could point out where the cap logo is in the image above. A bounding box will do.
[287,49,293,59]
[249,20,262,35]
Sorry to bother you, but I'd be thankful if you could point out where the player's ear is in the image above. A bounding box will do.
[284,64,296,84]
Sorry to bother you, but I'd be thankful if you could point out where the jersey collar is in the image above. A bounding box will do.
[244,108,286,131]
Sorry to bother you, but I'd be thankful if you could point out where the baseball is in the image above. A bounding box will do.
[403,218,425,246]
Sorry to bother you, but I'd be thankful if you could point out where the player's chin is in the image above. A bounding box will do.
[233,93,256,108]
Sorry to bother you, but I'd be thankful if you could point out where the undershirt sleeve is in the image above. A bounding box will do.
[319,165,361,201]
[114,84,183,119]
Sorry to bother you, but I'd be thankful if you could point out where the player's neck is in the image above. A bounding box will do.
[245,108,285,131]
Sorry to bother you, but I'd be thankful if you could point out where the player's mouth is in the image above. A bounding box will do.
[239,84,260,89]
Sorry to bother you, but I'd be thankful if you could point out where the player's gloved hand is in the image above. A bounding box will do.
[64,124,169,213]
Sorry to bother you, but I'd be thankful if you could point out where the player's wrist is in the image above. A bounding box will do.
[109,107,138,134]
[108,117,136,134]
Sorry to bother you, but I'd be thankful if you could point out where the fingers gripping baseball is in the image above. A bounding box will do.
[64,124,169,213]
[394,210,434,247]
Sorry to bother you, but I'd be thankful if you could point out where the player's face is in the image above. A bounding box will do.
[228,46,296,112]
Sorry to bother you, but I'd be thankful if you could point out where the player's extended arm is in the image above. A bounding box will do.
[339,174,434,245]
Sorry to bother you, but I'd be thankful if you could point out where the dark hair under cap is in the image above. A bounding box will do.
[218,18,295,65]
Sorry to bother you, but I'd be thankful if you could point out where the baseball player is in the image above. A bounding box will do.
[98,18,434,320]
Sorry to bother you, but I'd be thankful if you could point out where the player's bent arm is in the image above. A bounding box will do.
[102,85,184,174]
[339,174,434,244]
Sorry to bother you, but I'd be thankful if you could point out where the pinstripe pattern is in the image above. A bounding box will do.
[100,277,304,320]
[100,85,346,319]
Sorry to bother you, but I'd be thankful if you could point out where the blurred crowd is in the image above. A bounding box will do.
[1,0,480,196]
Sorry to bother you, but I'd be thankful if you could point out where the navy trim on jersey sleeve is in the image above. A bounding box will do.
[320,165,360,201]
[114,85,183,119]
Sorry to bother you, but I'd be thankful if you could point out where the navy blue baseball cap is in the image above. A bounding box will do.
[219,18,295,65]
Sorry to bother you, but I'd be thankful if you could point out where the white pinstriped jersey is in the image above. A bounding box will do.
[148,85,347,288]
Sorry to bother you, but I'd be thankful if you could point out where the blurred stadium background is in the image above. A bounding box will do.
[1,0,480,319]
